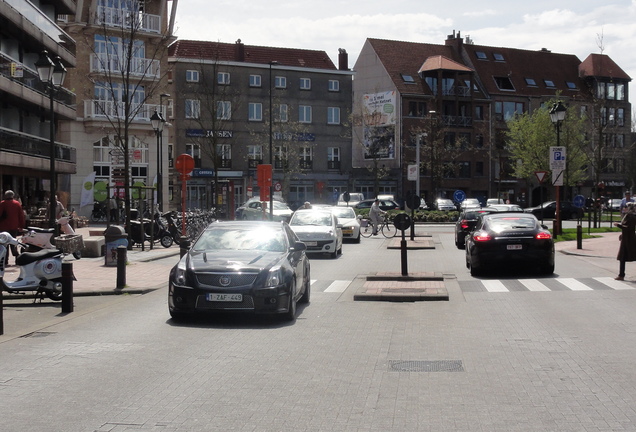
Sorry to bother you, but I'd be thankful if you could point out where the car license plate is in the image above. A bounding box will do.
[507,244,522,250]
[342,229,353,235]
[208,293,242,302]
[305,241,317,246]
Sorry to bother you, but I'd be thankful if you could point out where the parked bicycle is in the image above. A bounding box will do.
[359,213,397,238]
[90,201,107,222]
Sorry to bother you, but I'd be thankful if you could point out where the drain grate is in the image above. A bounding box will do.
[20,332,56,338]
[388,360,464,372]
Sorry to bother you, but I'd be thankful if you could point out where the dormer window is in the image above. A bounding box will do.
[494,76,515,91]
[401,73,415,83]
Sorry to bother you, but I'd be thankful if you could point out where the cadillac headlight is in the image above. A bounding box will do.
[174,261,187,286]
[267,267,283,287]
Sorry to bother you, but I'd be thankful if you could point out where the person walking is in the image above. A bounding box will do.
[619,191,634,216]
[369,199,385,236]
[0,190,26,266]
[614,202,636,280]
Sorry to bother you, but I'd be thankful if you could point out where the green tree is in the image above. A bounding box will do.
[507,100,588,200]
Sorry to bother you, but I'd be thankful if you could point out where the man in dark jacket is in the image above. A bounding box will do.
[615,202,636,280]
[0,190,26,266]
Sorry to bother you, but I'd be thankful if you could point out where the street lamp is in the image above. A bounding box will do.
[35,50,67,232]
[268,61,278,219]
[549,100,567,236]
[150,109,165,213]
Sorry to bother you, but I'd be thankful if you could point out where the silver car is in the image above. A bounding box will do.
[236,197,293,222]
[289,208,343,258]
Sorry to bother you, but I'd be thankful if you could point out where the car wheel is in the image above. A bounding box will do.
[354,233,361,243]
[284,284,297,321]
[470,262,482,277]
[542,262,555,275]
[300,268,311,304]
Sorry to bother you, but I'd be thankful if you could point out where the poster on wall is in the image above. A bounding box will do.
[362,91,396,160]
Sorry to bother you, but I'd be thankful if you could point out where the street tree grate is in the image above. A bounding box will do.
[388,360,464,372]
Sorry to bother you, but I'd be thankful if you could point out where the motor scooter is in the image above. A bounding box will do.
[0,232,69,301]
[21,216,83,259]
[129,212,173,248]
[163,211,186,245]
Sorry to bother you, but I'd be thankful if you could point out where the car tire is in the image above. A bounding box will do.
[354,233,361,243]
[284,284,297,322]
[300,269,311,304]
[542,262,555,275]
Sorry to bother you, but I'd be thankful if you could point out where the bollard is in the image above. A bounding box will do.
[576,224,583,249]
[61,262,73,313]
[180,236,190,258]
[116,245,127,289]
[552,220,558,240]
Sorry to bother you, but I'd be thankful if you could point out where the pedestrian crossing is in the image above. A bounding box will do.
[311,279,351,293]
[461,277,634,293]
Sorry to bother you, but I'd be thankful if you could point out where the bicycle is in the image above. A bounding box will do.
[360,214,397,238]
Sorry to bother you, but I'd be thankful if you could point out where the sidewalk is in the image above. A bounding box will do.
[2,225,181,299]
[555,230,619,259]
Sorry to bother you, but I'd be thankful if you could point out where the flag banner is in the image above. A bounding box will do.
[80,172,96,207]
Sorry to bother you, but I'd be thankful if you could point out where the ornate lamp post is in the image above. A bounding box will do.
[150,109,166,212]
[35,50,67,232]
[549,100,567,236]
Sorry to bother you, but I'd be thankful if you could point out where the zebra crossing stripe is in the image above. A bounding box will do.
[594,277,634,290]
[557,278,593,291]
[324,280,350,293]
[482,280,508,292]
[518,279,550,291]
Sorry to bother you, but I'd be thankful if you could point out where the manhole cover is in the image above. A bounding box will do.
[388,360,464,372]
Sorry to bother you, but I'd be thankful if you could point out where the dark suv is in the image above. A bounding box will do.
[454,209,494,249]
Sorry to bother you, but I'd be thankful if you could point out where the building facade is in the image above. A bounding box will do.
[59,0,177,217]
[168,40,353,215]
[0,0,77,219]
[352,32,632,207]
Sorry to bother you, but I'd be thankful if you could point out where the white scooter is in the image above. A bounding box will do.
[21,216,83,259]
[0,232,67,301]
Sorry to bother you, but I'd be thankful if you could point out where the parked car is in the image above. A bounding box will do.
[523,201,584,220]
[459,198,481,210]
[168,221,310,321]
[235,197,293,222]
[289,208,343,258]
[433,198,457,211]
[465,212,554,276]
[608,199,622,212]
[328,206,361,243]
[354,199,400,211]
[486,198,505,206]
[454,209,495,249]
[484,204,524,212]
[337,192,364,207]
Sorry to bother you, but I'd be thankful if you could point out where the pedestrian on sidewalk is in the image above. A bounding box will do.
[614,202,636,280]
[0,190,26,266]
[619,191,634,216]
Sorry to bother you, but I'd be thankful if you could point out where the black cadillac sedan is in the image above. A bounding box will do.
[465,213,554,276]
[169,221,310,321]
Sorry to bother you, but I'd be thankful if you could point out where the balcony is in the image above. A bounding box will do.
[3,0,76,57]
[94,6,161,34]
[441,115,473,127]
[90,54,160,79]
[84,100,160,121]
[0,126,76,164]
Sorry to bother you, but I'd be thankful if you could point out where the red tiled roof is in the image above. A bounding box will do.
[579,53,631,81]
[168,40,336,70]
[419,55,472,73]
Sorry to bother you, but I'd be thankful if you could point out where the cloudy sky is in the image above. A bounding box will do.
[173,0,636,104]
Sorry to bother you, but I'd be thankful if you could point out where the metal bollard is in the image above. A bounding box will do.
[116,245,127,289]
[576,224,583,249]
[62,262,73,313]
[180,236,190,258]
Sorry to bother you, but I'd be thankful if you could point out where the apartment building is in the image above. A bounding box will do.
[59,0,177,216]
[352,31,631,206]
[168,40,353,215]
[0,0,77,218]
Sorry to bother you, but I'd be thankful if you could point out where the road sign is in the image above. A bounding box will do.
[407,164,418,181]
[175,154,195,174]
[552,169,564,186]
[274,182,282,192]
[393,213,411,231]
[573,195,585,208]
[550,146,566,171]
[535,170,549,183]
[453,190,466,203]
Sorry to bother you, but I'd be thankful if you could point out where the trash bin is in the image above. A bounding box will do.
[104,225,128,266]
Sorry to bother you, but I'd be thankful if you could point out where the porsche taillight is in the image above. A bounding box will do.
[473,231,492,242]
[461,220,469,229]
[535,232,552,240]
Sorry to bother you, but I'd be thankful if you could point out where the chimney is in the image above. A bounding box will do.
[338,48,349,71]
[235,39,244,62]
